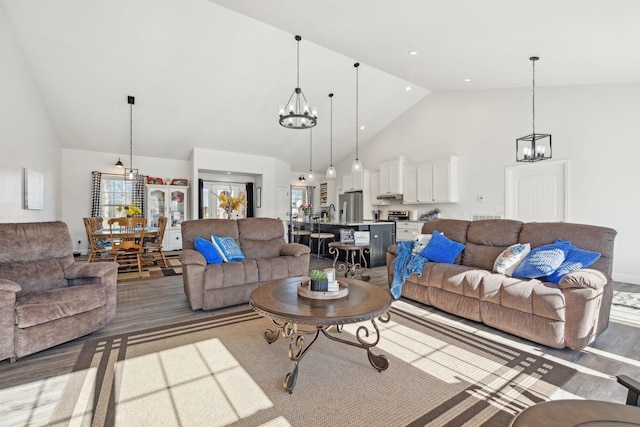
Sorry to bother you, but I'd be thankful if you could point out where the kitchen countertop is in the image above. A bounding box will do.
[291,220,395,227]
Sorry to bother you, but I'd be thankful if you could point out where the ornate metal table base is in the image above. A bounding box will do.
[329,244,370,281]
[264,313,391,394]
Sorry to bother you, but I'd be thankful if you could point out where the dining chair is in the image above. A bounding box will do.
[108,217,147,277]
[143,216,169,268]
[84,217,112,262]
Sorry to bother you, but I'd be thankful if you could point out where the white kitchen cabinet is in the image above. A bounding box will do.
[342,173,364,192]
[379,157,407,196]
[403,156,458,204]
[146,184,188,251]
[395,221,422,242]
[369,171,390,206]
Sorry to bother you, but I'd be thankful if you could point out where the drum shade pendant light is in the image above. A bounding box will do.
[279,35,317,129]
[125,96,139,180]
[350,63,363,175]
[306,128,315,182]
[516,57,552,162]
[325,93,337,179]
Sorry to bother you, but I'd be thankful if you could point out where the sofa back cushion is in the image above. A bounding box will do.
[463,219,523,270]
[518,222,617,277]
[238,218,285,259]
[420,219,471,264]
[0,221,74,297]
[181,219,240,250]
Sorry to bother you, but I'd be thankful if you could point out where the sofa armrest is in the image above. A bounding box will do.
[558,269,607,290]
[281,243,311,257]
[180,248,207,266]
[65,262,119,282]
[387,243,398,257]
[0,278,22,293]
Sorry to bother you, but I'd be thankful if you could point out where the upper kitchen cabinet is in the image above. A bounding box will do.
[369,171,390,206]
[378,157,408,197]
[403,156,459,204]
[342,173,364,192]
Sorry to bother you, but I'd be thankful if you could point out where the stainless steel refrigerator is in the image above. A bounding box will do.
[339,191,363,223]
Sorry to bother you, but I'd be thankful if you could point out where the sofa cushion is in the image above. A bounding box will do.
[544,241,601,284]
[193,237,223,264]
[238,218,286,259]
[419,231,464,264]
[512,240,571,279]
[213,236,245,262]
[15,285,107,328]
[463,219,523,270]
[493,243,531,276]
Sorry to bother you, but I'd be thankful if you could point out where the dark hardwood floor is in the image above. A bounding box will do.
[1,256,639,426]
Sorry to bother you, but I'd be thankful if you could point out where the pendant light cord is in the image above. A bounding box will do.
[355,63,359,160]
[129,102,133,171]
[296,36,300,89]
[531,57,537,135]
[329,93,333,166]
[309,128,313,172]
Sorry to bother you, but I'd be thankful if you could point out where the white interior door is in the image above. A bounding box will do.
[275,185,289,221]
[505,159,569,222]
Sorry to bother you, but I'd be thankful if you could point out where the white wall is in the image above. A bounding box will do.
[0,3,61,223]
[335,84,640,284]
[191,147,291,220]
[62,148,190,253]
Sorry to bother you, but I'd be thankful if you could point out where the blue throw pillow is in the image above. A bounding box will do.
[512,240,571,279]
[419,230,464,264]
[193,237,223,264]
[212,236,245,262]
[544,240,601,283]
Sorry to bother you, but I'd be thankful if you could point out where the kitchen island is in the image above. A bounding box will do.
[289,220,394,267]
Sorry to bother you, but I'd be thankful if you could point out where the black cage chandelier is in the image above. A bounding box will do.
[516,56,552,162]
[279,35,317,129]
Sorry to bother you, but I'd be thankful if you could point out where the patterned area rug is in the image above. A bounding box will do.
[117,252,182,282]
[49,301,575,426]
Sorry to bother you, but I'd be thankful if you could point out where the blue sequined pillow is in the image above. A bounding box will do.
[512,240,571,279]
[544,240,601,283]
[419,230,464,264]
[194,237,223,264]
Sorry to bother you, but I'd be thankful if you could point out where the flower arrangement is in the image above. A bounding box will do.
[117,201,142,218]
[217,189,246,219]
[300,203,312,217]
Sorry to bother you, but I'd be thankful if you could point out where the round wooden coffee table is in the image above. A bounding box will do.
[509,399,640,426]
[250,277,392,393]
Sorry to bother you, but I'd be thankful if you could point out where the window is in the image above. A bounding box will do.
[100,175,133,226]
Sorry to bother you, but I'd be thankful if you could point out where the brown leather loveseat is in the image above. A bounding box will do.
[180,218,311,310]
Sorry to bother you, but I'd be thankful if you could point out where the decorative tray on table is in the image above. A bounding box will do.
[298,280,349,300]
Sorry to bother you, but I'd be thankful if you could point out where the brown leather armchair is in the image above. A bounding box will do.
[0,221,118,362]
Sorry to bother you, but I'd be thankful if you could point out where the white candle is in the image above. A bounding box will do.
[324,268,336,282]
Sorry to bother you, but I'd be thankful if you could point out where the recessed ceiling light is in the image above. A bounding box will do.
[463,78,472,82]
[405,86,412,92]
[360,125,365,131]
[408,51,418,56]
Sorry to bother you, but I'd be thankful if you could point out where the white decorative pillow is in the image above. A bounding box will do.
[412,233,432,256]
[493,243,531,276]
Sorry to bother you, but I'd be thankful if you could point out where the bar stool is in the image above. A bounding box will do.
[291,220,311,245]
[309,218,334,259]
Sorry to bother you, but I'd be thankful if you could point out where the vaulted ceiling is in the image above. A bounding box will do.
[4,0,640,173]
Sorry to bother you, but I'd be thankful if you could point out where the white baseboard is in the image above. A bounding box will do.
[612,273,640,286]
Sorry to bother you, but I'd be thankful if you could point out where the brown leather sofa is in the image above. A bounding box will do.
[180,218,311,310]
[387,219,617,350]
[0,221,119,362]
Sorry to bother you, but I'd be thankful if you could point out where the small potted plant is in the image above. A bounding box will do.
[309,270,328,292]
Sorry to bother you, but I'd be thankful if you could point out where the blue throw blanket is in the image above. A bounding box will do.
[390,240,428,299]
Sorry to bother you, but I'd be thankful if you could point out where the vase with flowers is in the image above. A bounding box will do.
[300,203,312,221]
[117,201,142,218]
[217,187,246,219]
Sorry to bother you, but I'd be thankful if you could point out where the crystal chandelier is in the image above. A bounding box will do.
[279,35,317,129]
[325,93,337,179]
[516,57,552,162]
